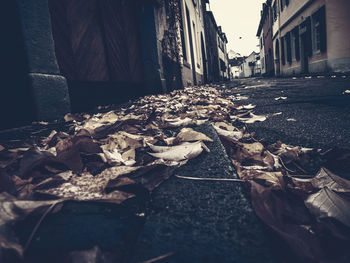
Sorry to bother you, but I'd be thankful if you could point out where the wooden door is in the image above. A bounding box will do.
[48,0,144,83]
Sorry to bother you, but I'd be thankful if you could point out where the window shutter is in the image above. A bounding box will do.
[319,6,327,52]
[305,17,313,57]
[281,37,285,65]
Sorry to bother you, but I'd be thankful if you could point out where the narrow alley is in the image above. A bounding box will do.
[1,0,350,263]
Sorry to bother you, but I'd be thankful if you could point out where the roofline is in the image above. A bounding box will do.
[256,0,272,37]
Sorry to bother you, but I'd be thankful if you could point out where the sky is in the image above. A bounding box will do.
[209,0,266,56]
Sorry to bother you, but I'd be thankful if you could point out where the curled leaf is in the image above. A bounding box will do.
[311,168,350,193]
[148,141,208,162]
[175,128,213,143]
[213,124,244,141]
[238,113,267,124]
[305,187,350,227]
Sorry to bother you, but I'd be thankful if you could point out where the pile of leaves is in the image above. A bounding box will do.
[1,85,350,262]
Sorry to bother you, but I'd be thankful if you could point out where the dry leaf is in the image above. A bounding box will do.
[213,124,244,141]
[311,168,350,193]
[237,104,256,110]
[174,128,213,143]
[241,170,284,189]
[148,141,208,162]
[305,187,350,227]
[165,117,193,127]
[36,170,135,204]
[274,97,287,101]
[238,113,267,124]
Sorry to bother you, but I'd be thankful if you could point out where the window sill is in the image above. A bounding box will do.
[313,49,321,56]
[183,60,191,69]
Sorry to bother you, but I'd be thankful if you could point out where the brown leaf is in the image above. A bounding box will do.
[249,181,326,262]
[311,168,350,193]
[213,124,244,141]
[35,170,135,204]
[305,187,350,227]
[0,193,63,261]
[148,141,208,162]
[240,170,284,189]
[106,161,175,193]
[174,128,213,143]
[56,132,102,172]
[19,148,68,179]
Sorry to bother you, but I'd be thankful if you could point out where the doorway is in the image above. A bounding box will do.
[201,33,207,83]
[275,39,280,76]
[300,32,309,74]
[48,0,145,111]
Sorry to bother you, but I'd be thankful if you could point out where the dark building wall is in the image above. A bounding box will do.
[0,0,70,129]
[49,0,149,112]
[204,11,220,83]
[0,0,34,129]
[263,5,275,76]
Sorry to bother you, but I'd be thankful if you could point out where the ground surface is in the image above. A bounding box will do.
[1,76,350,263]
[226,76,350,149]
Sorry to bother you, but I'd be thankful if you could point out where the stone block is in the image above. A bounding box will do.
[29,73,71,120]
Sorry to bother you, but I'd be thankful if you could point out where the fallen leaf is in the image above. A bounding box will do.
[0,145,4,152]
[305,187,350,227]
[213,124,244,141]
[271,112,283,116]
[174,128,213,143]
[213,122,237,131]
[286,118,297,122]
[8,147,30,153]
[237,104,256,110]
[148,141,208,162]
[275,97,287,101]
[36,170,135,204]
[164,117,193,127]
[0,193,63,261]
[241,170,284,189]
[250,181,327,262]
[238,113,267,124]
[311,168,350,192]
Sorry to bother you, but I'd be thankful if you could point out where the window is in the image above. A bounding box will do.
[273,2,277,21]
[281,36,285,65]
[286,32,292,63]
[292,27,300,61]
[312,6,327,53]
[179,6,187,61]
[286,0,289,6]
[280,0,284,11]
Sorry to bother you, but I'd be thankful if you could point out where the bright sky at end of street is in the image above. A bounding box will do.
[209,0,266,56]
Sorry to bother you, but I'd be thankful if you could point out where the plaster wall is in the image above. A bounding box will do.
[276,0,350,75]
[180,0,206,85]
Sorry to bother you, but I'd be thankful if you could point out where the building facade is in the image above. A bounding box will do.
[217,27,229,80]
[203,1,229,82]
[271,0,350,76]
[203,9,220,83]
[179,0,207,86]
[257,0,275,76]
[239,52,261,78]
[1,0,230,129]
